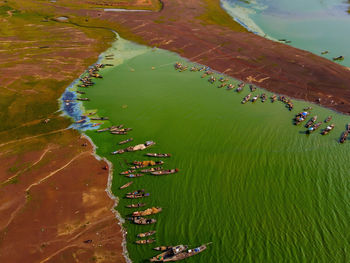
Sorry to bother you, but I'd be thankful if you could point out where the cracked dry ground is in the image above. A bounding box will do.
[0,7,124,263]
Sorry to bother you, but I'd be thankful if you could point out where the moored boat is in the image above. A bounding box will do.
[226,84,234,90]
[271,95,277,103]
[321,124,335,135]
[261,93,267,102]
[146,153,171,158]
[241,93,251,104]
[305,116,317,128]
[119,138,133,145]
[151,169,179,176]
[307,122,322,133]
[340,131,348,143]
[150,245,188,262]
[294,111,309,125]
[132,160,164,167]
[150,244,209,262]
[141,167,163,173]
[133,207,162,217]
[120,181,133,189]
[325,116,332,123]
[135,238,155,245]
[126,191,150,199]
[120,170,133,175]
[137,230,156,238]
[153,246,173,251]
[131,216,156,225]
[97,127,110,133]
[126,203,146,208]
[251,95,259,103]
[125,173,144,178]
[249,85,256,92]
[110,131,128,135]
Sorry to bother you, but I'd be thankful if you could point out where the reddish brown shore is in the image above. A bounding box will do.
[0,4,125,262]
[56,0,350,114]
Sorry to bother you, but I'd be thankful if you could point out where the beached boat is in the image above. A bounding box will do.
[150,244,208,262]
[305,116,317,128]
[241,93,251,104]
[146,153,171,158]
[324,116,332,123]
[141,167,163,173]
[321,124,335,135]
[126,203,146,208]
[133,207,162,217]
[151,169,179,176]
[307,122,323,133]
[137,230,156,238]
[153,246,173,252]
[125,173,144,178]
[120,181,133,189]
[119,138,133,145]
[135,238,155,245]
[132,216,156,225]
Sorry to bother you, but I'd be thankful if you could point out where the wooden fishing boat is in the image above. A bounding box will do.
[132,216,156,225]
[150,245,188,262]
[163,244,208,262]
[305,116,317,128]
[153,246,173,251]
[133,207,162,217]
[119,181,133,189]
[333,56,344,61]
[241,94,251,104]
[208,76,216,83]
[110,131,128,135]
[219,77,228,82]
[236,87,243,93]
[238,82,245,88]
[110,128,132,132]
[151,169,179,176]
[111,149,124,155]
[90,117,109,120]
[77,98,90,101]
[91,123,102,127]
[126,203,146,208]
[251,95,259,103]
[120,170,133,175]
[261,93,267,103]
[307,122,322,133]
[75,118,86,124]
[226,84,234,90]
[321,124,335,135]
[119,138,133,145]
[126,193,150,199]
[141,167,163,173]
[340,131,348,143]
[132,160,164,166]
[125,173,144,178]
[324,116,332,123]
[146,153,171,158]
[97,128,110,133]
[271,95,277,102]
[76,91,85,94]
[249,85,256,92]
[135,238,155,245]
[137,230,156,238]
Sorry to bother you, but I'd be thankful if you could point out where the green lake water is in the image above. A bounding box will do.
[79,37,350,262]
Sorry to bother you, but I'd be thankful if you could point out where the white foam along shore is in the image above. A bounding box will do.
[220,0,268,37]
[103,8,151,12]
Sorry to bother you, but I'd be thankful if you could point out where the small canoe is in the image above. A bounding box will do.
[321,124,335,135]
[77,98,90,101]
[111,149,124,155]
[125,173,144,178]
[137,230,156,238]
[140,167,163,173]
[120,181,133,189]
[324,116,332,123]
[251,95,259,103]
[132,160,164,166]
[307,122,323,133]
[110,131,127,135]
[151,169,179,176]
[126,193,150,199]
[340,131,348,143]
[271,95,277,103]
[120,170,133,175]
[126,203,146,208]
[132,216,156,225]
[133,207,162,217]
[135,238,155,245]
[119,138,133,145]
[146,153,171,158]
[305,116,317,128]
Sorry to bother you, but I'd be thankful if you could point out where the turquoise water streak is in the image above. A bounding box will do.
[221,0,350,67]
[80,38,350,262]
